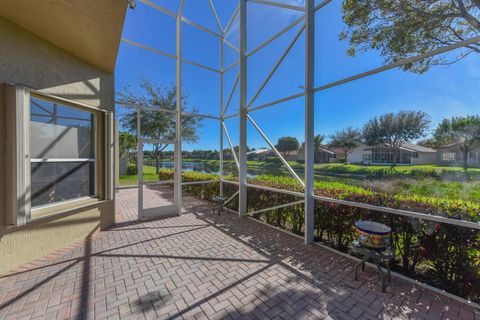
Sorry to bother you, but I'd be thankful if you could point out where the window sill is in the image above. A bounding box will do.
[30,197,106,223]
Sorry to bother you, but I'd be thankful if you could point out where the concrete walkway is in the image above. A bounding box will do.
[0,188,478,319]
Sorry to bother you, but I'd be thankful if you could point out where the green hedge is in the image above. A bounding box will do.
[159,170,239,210]
[159,169,480,302]
[316,165,480,181]
[127,163,138,175]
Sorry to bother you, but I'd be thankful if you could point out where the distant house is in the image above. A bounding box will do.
[284,150,300,161]
[247,148,273,161]
[297,145,340,163]
[247,148,300,162]
[437,143,480,168]
[348,143,436,165]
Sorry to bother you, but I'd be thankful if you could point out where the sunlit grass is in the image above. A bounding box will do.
[118,165,158,186]
[119,161,480,203]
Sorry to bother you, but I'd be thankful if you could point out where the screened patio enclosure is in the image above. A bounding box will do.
[116,0,480,298]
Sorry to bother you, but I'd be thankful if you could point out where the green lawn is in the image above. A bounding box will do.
[180,158,480,176]
[311,163,480,174]
[119,161,480,203]
[119,166,159,186]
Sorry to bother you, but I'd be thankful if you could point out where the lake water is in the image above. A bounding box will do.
[145,161,291,178]
[146,161,365,182]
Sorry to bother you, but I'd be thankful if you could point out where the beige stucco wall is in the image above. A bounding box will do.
[0,17,114,110]
[411,153,437,165]
[0,85,5,232]
[0,16,116,274]
[0,201,113,273]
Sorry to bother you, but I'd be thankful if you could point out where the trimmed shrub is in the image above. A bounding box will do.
[265,157,282,164]
[127,163,137,175]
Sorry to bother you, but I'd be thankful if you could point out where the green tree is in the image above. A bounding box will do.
[434,115,480,170]
[340,0,480,74]
[301,134,333,162]
[329,127,363,163]
[363,110,430,165]
[300,134,325,152]
[118,79,202,174]
[119,131,137,163]
[314,134,325,151]
[417,137,439,149]
[275,136,300,158]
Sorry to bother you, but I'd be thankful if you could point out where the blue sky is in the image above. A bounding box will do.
[115,0,480,151]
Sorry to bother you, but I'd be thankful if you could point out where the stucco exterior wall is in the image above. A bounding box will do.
[437,144,480,168]
[0,17,115,274]
[411,153,437,165]
[0,85,5,231]
[348,145,370,163]
[0,17,114,110]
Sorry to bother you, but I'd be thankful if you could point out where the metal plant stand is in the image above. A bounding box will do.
[352,241,395,292]
[212,195,227,215]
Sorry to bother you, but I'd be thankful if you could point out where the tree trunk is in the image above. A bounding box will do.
[389,146,398,171]
[154,144,160,174]
[463,149,469,170]
[343,148,349,164]
[392,147,398,165]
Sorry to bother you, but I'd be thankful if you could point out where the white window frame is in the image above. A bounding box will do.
[7,86,104,226]
[468,151,479,162]
[29,94,98,212]
[441,152,456,162]
[7,86,31,225]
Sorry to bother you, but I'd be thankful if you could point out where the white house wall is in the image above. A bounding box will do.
[411,153,437,165]
[347,145,370,163]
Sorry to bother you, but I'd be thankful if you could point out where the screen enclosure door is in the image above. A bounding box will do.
[137,138,178,219]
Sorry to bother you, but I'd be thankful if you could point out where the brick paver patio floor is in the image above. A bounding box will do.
[0,188,479,319]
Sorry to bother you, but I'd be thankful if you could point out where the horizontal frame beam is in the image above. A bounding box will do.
[181,16,223,39]
[116,101,221,120]
[313,195,480,230]
[248,200,305,216]
[248,92,304,113]
[121,38,176,59]
[245,183,480,229]
[182,59,221,73]
[30,158,95,163]
[182,180,218,186]
[238,37,480,116]
[223,112,240,120]
[248,0,305,12]
[142,180,175,186]
[246,183,304,197]
[313,35,480,94]
[140,138,175,145]
[121,39,221,73]
[221,179,239,185]
[139,0,177,18]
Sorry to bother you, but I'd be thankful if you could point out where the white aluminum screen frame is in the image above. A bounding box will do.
[117,0,480,240]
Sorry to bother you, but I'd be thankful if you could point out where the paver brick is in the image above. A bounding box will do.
[0,189,477,319]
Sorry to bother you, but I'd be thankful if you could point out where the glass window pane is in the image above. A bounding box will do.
[31,162,94,207]
[30,97,94,159]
